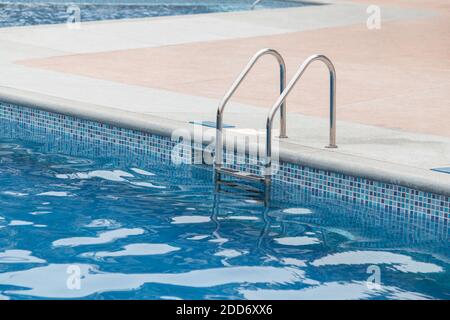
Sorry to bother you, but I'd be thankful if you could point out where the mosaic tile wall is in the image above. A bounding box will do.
[0,101,448,237]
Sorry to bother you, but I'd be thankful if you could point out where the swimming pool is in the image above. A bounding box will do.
[0,0,318,28]
[0,102,448,300]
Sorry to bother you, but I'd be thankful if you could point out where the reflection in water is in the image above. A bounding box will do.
[214,249,247,259]
[187,235,209,241]
[282,208,314,215]
[52,228,145,247]
[281,258,307,267]
[0,264,302,299]
[0,119,448,299]
[311,251,443,273]
[8,220,34,226]
[274,236,321,246]
[171,216,211,224]
[84,219,121,229]
[240,281,431,300]
[207,190,449,300]
[0,250,46,264]
[56,170,134,182]
[81,243,180,259]
[37,191,73,197]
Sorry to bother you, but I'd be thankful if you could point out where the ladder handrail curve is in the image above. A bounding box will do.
[265,54,337,173]
[215,48,287,167]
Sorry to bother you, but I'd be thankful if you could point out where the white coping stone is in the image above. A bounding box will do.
[1,86,449,197]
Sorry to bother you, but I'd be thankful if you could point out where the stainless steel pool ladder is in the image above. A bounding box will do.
[214,50,337,193]
[214,48,286,189]
[251,0,264,9]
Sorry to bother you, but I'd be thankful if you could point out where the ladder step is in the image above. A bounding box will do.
[216,168,266,183]
[216,186,265,201]
[216,180,263,194]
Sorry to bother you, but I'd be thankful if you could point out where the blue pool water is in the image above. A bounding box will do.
[0,0,318,28]
[0,117,449,300]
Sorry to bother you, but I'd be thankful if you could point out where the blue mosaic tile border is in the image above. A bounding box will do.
[0,101,448,236]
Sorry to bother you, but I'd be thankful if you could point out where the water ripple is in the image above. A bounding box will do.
[0,264,303,299]
[53,228,145,247]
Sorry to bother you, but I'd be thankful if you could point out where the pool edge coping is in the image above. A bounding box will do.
[1,85,449,197]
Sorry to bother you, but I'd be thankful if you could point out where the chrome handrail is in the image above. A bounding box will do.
[265,54,337,174]
[251,0,263,9]
[215,48,287,169]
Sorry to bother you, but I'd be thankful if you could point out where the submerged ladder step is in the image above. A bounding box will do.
[216,179,263,194]
[216,167,266,183]
[214,168,271,206]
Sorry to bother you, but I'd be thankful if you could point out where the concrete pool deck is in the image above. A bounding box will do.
[0,0,449,194]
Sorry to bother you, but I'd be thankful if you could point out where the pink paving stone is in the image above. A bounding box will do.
[18,0,450,137]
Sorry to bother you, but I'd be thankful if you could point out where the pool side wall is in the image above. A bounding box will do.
[1,100,448,239]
